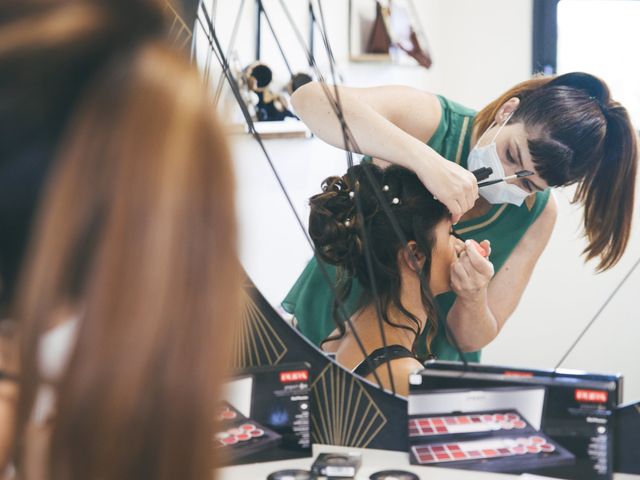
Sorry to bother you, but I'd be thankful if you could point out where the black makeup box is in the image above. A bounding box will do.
[407,360,639,479]
[216,362,312,465]
[614,399,640,474]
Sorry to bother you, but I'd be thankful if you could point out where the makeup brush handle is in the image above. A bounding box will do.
[472,167,493,182]
[477,178,503,188]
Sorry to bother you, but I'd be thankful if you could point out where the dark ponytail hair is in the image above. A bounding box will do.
[476,72,638,271]
[309,164,448,355]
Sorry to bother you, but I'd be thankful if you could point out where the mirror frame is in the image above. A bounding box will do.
[237,275,408,450]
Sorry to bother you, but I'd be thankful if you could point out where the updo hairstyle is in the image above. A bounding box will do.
[308,163,449,355]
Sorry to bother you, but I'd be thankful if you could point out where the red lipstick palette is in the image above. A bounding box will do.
[411,433,574,472]
[409,410,529,439]
[410,361,623,479]
[409,408,574,472]
[215,402,282,462]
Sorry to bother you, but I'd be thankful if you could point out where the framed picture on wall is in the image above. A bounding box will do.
[348,0,432,68]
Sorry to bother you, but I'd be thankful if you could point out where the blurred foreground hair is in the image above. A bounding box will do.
[2,2,239,479]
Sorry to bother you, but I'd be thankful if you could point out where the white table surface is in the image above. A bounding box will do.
[216,444,640,480]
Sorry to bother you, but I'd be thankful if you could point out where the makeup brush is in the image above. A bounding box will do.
[478,170,534,188]
[471,167,493,182]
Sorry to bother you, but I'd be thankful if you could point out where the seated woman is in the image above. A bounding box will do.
[309,163,492,396]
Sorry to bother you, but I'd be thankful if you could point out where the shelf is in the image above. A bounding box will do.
[227,120,311,140]
[348,53,392,63]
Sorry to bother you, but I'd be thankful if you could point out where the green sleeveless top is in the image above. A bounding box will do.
[282,95,550,362]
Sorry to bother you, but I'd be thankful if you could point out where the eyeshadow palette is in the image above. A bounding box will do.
[409,409,532,440]
[411,433,575,472]
[214,402,281,461]
[410,362,622,479]
[225,363,312,465]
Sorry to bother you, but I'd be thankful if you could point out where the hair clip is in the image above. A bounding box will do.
[344,218,352,227]
[391,197,400,205]
[349,191,355,199]
[382,185,390,192]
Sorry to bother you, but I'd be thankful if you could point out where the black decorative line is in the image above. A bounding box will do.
[315,0,397,395]
[212,0,246,107]
[234,290,288,368]
[164,1,193,50]
[198,0,638,397]
[555,255,640,369]
[312,0,470,368]
[198,2,387,391]
[279,0,401,392]
[310,363,386,446]
[257,0,293,76]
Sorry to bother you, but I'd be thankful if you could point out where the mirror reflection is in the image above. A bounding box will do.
[201,0,640,401]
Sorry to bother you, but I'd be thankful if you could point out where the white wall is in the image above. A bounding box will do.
[202,0,640,403]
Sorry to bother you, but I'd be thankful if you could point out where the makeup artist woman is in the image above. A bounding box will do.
[282,73,638,362]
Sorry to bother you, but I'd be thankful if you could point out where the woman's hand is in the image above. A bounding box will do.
[416,157,478,224]
[450,240,494,300]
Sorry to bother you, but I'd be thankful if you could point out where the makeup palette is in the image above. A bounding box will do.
[409,409,533,440]
[411,433,575,472]
[215,402,281,461]
[408,409,575,473]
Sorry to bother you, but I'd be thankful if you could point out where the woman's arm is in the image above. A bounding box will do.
[292,83,441,153]
[447,194,558,351]
[291,83,478,222]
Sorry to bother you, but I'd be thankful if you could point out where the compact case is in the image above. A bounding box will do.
[311,452,363,478]
[215,402,282,461]
[218,362,312,465]
[408,361,623,479]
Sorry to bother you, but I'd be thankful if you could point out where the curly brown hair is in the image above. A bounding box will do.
[309,163,448,355]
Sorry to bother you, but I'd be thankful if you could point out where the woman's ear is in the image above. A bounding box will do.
[401,241,426,273]
[494,97,520,124]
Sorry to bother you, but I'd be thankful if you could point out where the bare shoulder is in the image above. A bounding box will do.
[370,357,423,396]
[389,356,423,377]
[320,333,339,353]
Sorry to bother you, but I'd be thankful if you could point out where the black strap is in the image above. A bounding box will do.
[352,345,416,378]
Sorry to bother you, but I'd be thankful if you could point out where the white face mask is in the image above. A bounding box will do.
[467,113,531,206]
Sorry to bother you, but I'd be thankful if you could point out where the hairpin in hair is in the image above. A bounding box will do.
[344,218,352,227]
[391,197,400,205]
[382,185,390,192]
